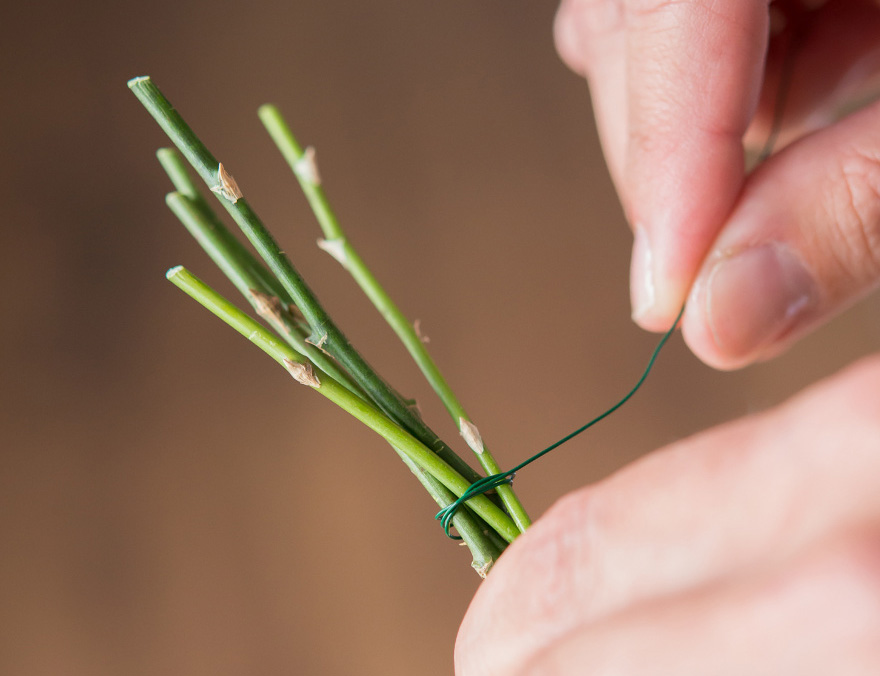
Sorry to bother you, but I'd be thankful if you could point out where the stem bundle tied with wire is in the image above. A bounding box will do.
[129,76,681,576]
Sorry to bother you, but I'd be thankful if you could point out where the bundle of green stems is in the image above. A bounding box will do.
[129,76,530,576]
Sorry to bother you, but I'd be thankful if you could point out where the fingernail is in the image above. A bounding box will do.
[706,243,817,358]
[630,225,656,321]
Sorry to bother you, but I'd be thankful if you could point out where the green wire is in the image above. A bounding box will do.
[756,22,802,164]
[436,304,685,537]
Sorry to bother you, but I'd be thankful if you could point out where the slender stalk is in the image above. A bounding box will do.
[163,184,361,394]
[166,265,520,545]
[156,174,503,566]
[392,450,503,577]
[258,105,531,532]
[157,148,291,302]
[130,76,484,489]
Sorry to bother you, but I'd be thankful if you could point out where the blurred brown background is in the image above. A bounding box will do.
[1,0,878,674]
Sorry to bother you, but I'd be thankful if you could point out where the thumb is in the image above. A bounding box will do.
[683,98,880,370]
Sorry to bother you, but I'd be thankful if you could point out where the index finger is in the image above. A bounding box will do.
[625,0,769,328]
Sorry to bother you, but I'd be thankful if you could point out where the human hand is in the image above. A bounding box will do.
[455,355,880,674]
[554,0,880,369]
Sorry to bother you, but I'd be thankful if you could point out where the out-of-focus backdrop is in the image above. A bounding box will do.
[2,1,878,674]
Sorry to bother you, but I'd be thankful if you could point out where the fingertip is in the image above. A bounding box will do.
[631,292,692,334]
[629,223,697,332]
[631,296,682,334]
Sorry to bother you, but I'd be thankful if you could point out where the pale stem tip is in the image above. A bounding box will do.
[459,418,484,455]
[211,163,243,203]
[166,265,185,279]
[283,358,321,387]
[127,75,151,88]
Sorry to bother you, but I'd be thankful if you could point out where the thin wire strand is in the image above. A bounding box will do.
[436,305,685,538]
[757,13,804,163]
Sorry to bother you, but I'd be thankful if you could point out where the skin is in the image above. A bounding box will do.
[558,0,880,368]
[455,1,880,672]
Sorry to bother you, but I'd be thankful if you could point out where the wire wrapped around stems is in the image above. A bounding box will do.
[436,304,686,538]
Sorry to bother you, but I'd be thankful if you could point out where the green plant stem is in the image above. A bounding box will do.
[165,189,361,392]
[166,265,520,546]
[157,148,292,302]
[157,159,505,564]
[158,147,311,336]
[393,451,503,576]
[130,76,484,490]
[258,104,531,533]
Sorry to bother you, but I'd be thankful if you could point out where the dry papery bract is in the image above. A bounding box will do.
[283,358,321,387]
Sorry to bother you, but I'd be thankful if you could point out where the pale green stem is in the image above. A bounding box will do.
[163,186,361,395]
[258,104,531,532]
[157,161,504,566]
[130,77,485,491]
[157,148,292,302]
[166,266,520,546]
[392,450,503,576]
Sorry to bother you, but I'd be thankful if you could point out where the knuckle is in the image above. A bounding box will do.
[558,0,625,39]
[823,149,880,283]
[554,0,624,73]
